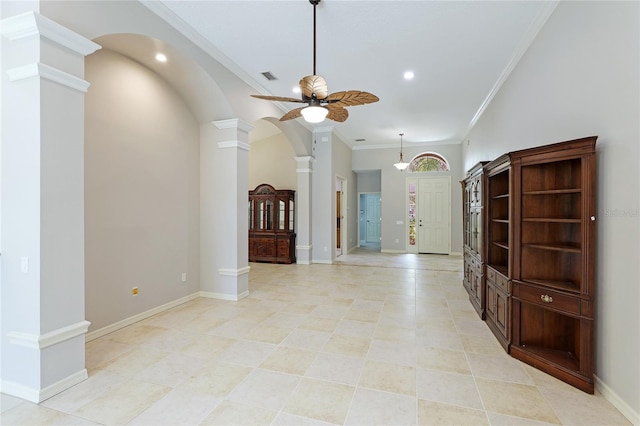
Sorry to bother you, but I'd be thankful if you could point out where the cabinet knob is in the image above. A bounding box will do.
[540,294,553,303]
[591,216,596,221]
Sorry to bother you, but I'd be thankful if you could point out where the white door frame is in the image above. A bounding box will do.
[336,175,347,256]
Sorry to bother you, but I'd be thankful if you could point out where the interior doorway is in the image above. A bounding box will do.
[336,176,346,257]
[359,193,381,251]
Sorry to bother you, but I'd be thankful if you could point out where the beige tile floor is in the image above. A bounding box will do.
[1,250,631,425]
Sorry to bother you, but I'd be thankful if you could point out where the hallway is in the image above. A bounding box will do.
[0,251,629,425]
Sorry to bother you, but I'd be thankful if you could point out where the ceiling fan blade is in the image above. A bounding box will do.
[325,90,379,107]
[300,75,329,99]
[280,107,306,121]
[251,94,305,103]
[326,105,349,122]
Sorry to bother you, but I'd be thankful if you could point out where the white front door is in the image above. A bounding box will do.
[365,194,381,243]
[418,177,450,254]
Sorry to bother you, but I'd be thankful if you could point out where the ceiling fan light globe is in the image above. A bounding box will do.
[301,106,328,123]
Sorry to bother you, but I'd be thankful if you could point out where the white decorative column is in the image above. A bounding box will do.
[200,119,253,300]
[294,156,314,264]
[0,11,100,401]
[311,126,334,263]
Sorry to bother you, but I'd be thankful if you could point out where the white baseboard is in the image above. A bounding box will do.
[380,249,405,254]
[311,259,333,264]
[200,290,249,301]
[1,369,87,403]
[85,292,200,342]
[85,290,254,342]
[595,374,639,425]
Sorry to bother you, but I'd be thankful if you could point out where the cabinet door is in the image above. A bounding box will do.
[495,289,509,338]
[254,237,276,257]
[471,267,482,305]
[463,255,473,292]
[486,281,496,322]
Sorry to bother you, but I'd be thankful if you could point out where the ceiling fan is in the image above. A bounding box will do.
[250,0,379,124]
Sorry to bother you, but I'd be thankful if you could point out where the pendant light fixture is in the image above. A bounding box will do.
[394,133,409,171]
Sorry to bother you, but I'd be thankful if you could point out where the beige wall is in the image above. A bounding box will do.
[248,132,298,191]
[84,49,200,331]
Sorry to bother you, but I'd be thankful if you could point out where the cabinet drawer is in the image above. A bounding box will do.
[495,273,510,294]
[517,283,580,316]
[277,239,290,256]
[486,267,496,283]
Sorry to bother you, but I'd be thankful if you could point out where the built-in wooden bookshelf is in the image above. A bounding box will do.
[510,137,596,393]
[484,155,512,350]
[462,136,597,393]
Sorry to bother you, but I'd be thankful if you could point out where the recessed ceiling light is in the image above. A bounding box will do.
[155,53,167,63]
[403,71,415,80]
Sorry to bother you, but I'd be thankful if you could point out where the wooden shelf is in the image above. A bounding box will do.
[514,344,579,372]
[524,243,581,253]
[487,264,508,277]
[493,241,509,250]
[522,218,581,223]
[492,193,510,199]
[521,278,580,293]
[523,189,581,195]
[493,219,509,223]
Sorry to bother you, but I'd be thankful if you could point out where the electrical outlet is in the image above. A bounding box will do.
[132,287,139,296]
[181,273,187,282]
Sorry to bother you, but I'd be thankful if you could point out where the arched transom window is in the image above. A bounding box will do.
[407,152,450,172]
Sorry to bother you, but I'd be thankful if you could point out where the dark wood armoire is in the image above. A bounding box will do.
[248,184,296,264]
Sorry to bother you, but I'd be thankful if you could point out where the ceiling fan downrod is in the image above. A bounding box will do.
[310,0,321,76]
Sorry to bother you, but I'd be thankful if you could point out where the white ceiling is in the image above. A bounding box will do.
[148,0,557,149]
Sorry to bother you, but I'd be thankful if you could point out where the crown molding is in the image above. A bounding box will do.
[462,1,559,140]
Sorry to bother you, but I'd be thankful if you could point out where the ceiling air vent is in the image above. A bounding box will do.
[355,138,366,142]
[261,71,277,81]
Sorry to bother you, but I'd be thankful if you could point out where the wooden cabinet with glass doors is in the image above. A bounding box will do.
[462,162,488,318]
[248,184,296,264]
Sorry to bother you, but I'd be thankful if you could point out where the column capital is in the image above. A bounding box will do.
[217,140,251,151]
[212,118,254,134]
[1,11,101,56]
[294,156,314,173]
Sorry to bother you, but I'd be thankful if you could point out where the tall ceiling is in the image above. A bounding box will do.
[146,1,557,149]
